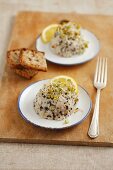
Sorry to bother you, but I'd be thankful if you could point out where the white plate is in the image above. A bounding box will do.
[18,79,92,129]
[36,28,100,65]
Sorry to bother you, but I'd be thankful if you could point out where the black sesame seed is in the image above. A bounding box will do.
[66,106,68,110]
[47,115,51,117]
[40,106,43,110]
[45,107,49,111]
[52,113,55,119]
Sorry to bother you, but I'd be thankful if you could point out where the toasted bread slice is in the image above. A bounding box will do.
[14,68,38,79]
[7,49,21,68]
[20,49,47,71]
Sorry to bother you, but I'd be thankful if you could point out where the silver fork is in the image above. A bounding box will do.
[88,58,107,138]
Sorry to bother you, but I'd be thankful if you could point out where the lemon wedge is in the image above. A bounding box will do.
[41,24,59,43]
[51,75,78,94]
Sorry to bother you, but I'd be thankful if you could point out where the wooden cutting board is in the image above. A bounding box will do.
[0,11,113,146]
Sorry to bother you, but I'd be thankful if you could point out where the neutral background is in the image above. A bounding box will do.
[0,0,113,170]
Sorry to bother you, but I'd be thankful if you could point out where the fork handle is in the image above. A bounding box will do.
[88,89,100,138]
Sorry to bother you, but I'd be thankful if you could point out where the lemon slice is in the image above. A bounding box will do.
[51,75,78,94]
[41,24,59,43]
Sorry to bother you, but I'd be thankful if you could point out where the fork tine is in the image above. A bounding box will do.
[101,58,105,83]
[104,58,107,84]
[94,58,99,83]
[97,58,102,82]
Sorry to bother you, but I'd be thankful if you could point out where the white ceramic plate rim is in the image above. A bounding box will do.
[18,79,92,129]
[36,28,100,66]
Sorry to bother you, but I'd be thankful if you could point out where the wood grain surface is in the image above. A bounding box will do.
[0,11,113,146]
